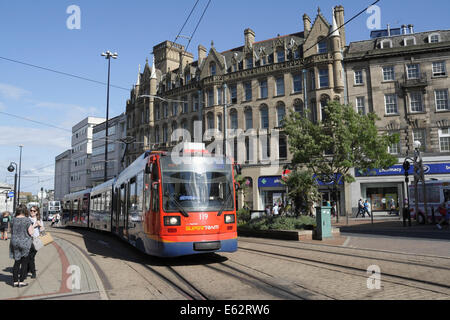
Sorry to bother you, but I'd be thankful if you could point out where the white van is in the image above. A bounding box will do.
[409,180,450,224]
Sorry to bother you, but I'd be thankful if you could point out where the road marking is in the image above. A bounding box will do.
[343,236,352,247]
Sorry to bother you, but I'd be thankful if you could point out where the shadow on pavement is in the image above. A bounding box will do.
[338,221,450,241]
[53,227,228,268]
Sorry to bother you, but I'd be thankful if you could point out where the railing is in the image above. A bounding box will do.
[401,72,428,88]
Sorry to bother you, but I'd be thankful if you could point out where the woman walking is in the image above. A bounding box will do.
[10,205,34,287]
[28,206,44,279]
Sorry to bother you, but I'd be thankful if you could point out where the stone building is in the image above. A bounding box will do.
[54,149,71,201]
[344,26,450,214]
[125,6,348,212]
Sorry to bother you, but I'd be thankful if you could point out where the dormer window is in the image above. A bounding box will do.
[317,39,328,54]
[246,56,253,69]
[403,36,416,46]
[277,49,285,62]
[210,62,216,76]
[380,39,393,49]
[429,33,441,43]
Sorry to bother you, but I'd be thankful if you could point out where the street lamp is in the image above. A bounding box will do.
[101,50,118,182]
[7,162,18,213]
[17,146,23,207]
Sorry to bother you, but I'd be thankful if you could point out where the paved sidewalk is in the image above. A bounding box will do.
[0,229,105,300]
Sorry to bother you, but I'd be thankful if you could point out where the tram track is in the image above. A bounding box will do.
[237,246,450,297]
[49,228,209,300]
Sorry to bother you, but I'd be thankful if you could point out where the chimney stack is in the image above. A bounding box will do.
[303,14,311,37]
[334,5,346,46]
[408,24,414,34]
[244,28,255,49]
[402,24,408,35]
[198,44,207,66]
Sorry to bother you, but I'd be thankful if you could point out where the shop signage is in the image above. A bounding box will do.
[356,163,450,177]
[258,175,344,188]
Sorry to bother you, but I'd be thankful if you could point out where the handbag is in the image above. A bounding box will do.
[32,236,44,251]
[39,231,54,246]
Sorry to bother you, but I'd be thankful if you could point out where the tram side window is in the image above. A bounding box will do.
[106,190,111,211]
[444,189,450,202]
[137,172,144,212]
[129,178,137,213]
[102,193,106,211]
[151,164,160,212]
[144,172,151,212]
[426,187,440,203]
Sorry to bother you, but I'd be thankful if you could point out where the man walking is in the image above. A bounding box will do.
[364,200,372,218]
[356,199,365,218]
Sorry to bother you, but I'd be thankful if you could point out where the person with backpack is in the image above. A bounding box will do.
[0,211,11,240]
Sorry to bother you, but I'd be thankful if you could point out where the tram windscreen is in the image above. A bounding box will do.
[161,156,234,212]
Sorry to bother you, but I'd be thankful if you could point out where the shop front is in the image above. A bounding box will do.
[258,176,287,210]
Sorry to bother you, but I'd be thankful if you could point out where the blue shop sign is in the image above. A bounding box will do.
[356,163,450,177]
[258,175,344,188]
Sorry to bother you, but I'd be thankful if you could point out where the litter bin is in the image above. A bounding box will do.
[315,206,332,240]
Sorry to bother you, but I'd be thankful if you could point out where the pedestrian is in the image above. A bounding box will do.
[356,199,365,218]
[51,212,60,227]
[331,201,337,218]
[436,201,449,230]
[1,211,11,240]
[364,200,372,218]
[272,203,279,216]
[28,206,45,279]
[10,205,34,287]
[389,199,396,215]
[265,205,271,216]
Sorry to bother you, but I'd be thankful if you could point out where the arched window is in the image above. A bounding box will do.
[244,107,253,130]
[217,113,223,132]
[317,37,328,53]
[260,105,269,129]
[320,95,330,122]
[230,109,238,130]
[276,47,285,63]
[276,102,286,127]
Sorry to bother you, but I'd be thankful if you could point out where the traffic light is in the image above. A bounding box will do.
[403,160,410,177]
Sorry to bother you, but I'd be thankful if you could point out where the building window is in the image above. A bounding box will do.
[385,94,398,114]
[259,79,268,99]
[403,37,416,46]
[410,92,424,112]
[380,39,392,49]
[172,102,178,116]
[193,95,199,111]
[230,109,238,130]
[185,73,191,84]
[279,135,287,159]
[356,97,366,115]
[207,112,214,130]
[210,62,216,76]
[217,87,223,105]
[163,103,169,118]
[260,106,269,129]
[293,74,302,93]
[217,114,223,132]
[317,39,327,54]
[294,100,304,116]
[207,89,214,107]
[383,66,395,81]
[246,57,253,69]
[277,49,285,63]
[354,70,364,85]
[163,125,168,143]
[276,77,285,96]
[413,129,426,152]
[276,104,286,127]
[435,89,449,111]
[319,69,329,88]
[182,97,189,113]
[155,126,160,143]
[439,128,450,152]
[432,61,447,77]
[245,108,253,130]
[244,82,252,101]
[230,85,237,104]
[429,33,441,43]
[407,64,420,79]
[261,56,267,66]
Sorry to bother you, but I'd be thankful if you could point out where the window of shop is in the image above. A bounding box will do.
[366,187,398,211]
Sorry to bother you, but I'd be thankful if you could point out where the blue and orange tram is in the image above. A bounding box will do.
[62,144,238,257]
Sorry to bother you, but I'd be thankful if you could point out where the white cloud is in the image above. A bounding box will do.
[0,102,5,111]
[0,83,31,100]
[0,126,71,149]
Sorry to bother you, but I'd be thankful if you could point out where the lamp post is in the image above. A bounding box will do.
[7,162,18,213]
[101,50,118,182]
[17,145,23,207]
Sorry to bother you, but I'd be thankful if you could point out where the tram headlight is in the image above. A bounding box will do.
[164,216,181,226]
[224,214,235,224]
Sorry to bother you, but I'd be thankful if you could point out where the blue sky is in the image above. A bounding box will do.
[0,0,449,195]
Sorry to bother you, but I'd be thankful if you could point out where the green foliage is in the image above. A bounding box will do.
[243,215,317,231]
[282,169,321,216]
[283,101,399,186]
[237,207,251,223]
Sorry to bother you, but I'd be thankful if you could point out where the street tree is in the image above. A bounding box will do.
[282,101,399,221]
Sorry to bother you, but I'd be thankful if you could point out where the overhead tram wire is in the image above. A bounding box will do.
[185,0,212,52]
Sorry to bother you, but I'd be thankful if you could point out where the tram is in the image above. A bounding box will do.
[62,143,238,257]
